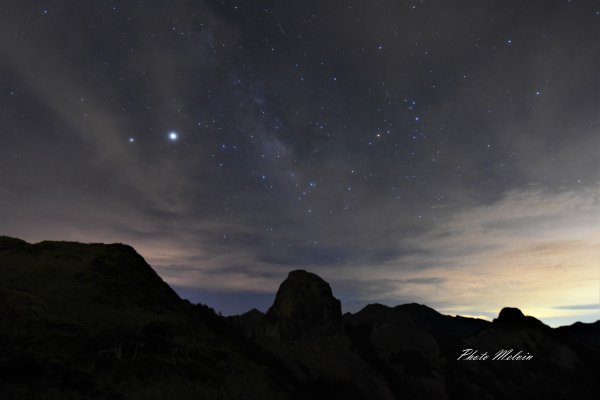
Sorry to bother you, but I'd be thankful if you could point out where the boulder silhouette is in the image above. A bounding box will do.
[493,307,546,329]
[265,269,342,341]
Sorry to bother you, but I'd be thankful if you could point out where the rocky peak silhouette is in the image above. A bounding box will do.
[265,269,342,341]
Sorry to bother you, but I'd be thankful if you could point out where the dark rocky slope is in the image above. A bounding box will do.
[0,236,296,399]
[556,320,599,349]
[231,270,599,400]
[234,274,599,400]
[2,236,598,399]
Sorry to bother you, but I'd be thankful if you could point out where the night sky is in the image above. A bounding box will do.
[1,1,598,326]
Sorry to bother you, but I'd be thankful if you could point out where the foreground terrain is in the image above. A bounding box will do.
[1,237,598,399]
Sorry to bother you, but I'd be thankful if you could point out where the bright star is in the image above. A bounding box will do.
[168,132,178,141]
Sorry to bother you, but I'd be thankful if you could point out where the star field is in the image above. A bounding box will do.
[1,1,598,326]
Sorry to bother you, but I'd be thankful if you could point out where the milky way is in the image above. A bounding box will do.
[1,1,598,326]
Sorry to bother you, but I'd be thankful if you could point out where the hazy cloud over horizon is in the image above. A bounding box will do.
[1,1,598,326]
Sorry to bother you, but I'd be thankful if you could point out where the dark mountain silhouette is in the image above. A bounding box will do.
[0,236,298,399]
[449,307,599,400]
[556,321,599,349]
[1,236,598,399]
[265,269,343,340]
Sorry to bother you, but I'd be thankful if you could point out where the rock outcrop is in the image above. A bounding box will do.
[493,307,546,329]
[265,270,342,341]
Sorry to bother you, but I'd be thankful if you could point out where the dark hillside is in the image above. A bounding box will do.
[2,236,598,399]
[0,236,294,400]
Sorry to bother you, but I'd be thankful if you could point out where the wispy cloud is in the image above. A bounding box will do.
[363,184,600,323]
[553,304,598,311]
